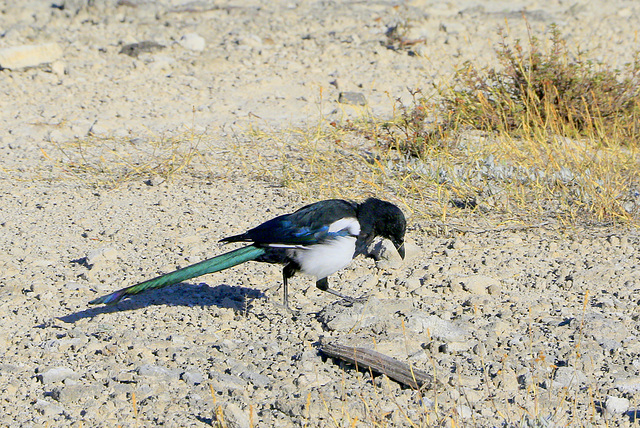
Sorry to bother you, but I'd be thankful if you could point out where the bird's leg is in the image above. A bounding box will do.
[282,263,297,311]
[315,277,357,302]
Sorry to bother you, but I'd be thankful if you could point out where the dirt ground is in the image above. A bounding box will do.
[1,0,639,426]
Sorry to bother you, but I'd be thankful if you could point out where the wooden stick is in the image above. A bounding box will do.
[319,341,437,390]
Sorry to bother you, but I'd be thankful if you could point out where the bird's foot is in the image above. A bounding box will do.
[271,299,300,316]
[325,289,370,306]
[351,292,372,304]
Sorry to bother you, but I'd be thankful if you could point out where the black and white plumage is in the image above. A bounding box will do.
[89,198,406,310]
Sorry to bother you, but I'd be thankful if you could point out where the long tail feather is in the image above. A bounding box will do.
[89,245,266,305]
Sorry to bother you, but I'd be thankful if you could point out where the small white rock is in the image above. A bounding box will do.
[605,395,630,415]
[370,239,403,269]
[50,60,66,76]
[295,372,332,388]
[615,376,640,393]
[149,55,175,72]
[181,371,204,385]
[403,237,420,261]
[48,129,66,144]
[179,33,205,51]
[456,404,472,419]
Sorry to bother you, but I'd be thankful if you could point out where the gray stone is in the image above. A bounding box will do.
[181,371,204,385]
[119,41,165,58]
[0,43,63,69]
[295,371,333,388]
[0,364,21,373]
[50,384,98,404]
[456,404,472,419]
[39,367,79,384]
[487,283,501,295]
[116,371,136,383]
[149,55,175,73]
[403,238,421,261]
[583,313,630,352]
[50,60,66,77]
[136,384,154,401]
[274,396,305,418]
[405,313,467,342]
[370,239,403,269]
[552,367,588,389]
[49,129,67,144]
[210,371,247,394]
[338,91,367,106]
[318,298,411,331]
[137,364,180,380]
[34,399,64,417]
[238,369,271,388]
[67,328,86,339]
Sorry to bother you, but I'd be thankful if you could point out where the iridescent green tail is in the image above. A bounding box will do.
[89,245,266,305]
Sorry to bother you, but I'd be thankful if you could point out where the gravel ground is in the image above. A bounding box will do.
[1,1,640,426]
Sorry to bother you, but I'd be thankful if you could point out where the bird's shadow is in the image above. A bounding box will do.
[58,282,267,324]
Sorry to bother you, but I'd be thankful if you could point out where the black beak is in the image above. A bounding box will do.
[394,241,405,259]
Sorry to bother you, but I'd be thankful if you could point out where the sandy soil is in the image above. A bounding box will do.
[1,0,640,426]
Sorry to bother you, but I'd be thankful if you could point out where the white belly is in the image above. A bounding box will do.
[288,235,356,279]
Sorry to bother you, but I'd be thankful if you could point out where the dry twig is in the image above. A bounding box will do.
[320,341,438,390]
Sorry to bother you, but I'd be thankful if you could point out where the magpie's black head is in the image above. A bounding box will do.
[357,198,406,259]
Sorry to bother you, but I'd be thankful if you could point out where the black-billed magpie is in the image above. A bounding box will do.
[89,198,406,310]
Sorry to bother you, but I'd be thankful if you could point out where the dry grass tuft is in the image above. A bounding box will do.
[49,126,208,188]
[232,120,451,224]
[447,24,640,143]
[354,25,640,226]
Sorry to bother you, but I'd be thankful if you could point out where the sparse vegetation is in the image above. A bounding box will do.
[48,127,207,188]
[45,26,640,225]
[447,25,640,142]
[340,25,640,225]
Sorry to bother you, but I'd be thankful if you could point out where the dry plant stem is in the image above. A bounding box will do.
[320,342,437,390]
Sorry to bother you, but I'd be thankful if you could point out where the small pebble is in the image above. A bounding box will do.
[338,91,367,106]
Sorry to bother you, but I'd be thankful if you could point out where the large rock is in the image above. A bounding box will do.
[605,395,630,415]
[86,247,118,266]
[405,313,467,342]
[223,402,251,428]
[552,367,588,389]
[0,43,63,70]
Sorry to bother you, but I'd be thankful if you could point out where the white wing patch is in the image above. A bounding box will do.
[266,243,309,249]
[328,217,360,236]
[265,218,359,250]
